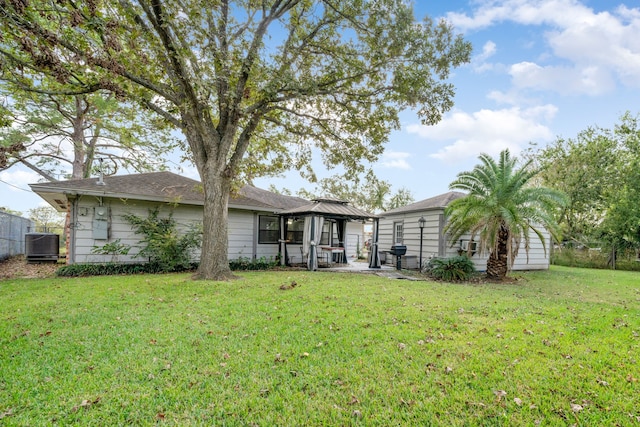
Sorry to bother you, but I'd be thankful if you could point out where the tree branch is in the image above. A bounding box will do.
[19,159,60,182]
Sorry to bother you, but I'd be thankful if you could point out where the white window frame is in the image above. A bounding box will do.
[393,221,404,244]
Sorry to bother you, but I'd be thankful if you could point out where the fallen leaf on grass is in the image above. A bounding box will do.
[72,397,101,412]
[400,398,415,406]
[466,401,486,408]
[398,343,407,351]
[445,366,453,374]
[627,374,638,383]
[514,398,523,406]
[596,379,609,387]
[348,395,360,405]
[494,390,507,402]
[571,403,583,413]
[352,410,362,418]
[523,329,534,335]
[0,409,14,419]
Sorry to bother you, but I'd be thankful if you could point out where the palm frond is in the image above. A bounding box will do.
[445,149,568,277]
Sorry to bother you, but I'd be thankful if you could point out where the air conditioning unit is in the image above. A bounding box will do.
[460,240,477,252]
[25,233,60,263]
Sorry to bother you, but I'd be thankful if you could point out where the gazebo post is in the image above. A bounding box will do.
[279,216,287,267]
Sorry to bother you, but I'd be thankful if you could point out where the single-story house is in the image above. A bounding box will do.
[378,191,551,271]
[29,171,366,266]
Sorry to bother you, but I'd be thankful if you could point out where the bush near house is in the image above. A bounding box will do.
[426,255,476,281]
[56,258,279,277]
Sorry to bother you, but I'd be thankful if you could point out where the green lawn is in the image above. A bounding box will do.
[1,266,638,426]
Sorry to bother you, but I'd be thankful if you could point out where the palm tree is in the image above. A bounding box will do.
[444,149,567,280]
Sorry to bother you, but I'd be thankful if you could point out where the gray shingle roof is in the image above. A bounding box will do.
[279,199,378,220]
[381,191,466,216]
[30,171,308,211]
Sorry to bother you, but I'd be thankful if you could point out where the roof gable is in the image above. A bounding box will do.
[382,191,466,216]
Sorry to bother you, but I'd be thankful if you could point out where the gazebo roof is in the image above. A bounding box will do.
[279,198,378,220]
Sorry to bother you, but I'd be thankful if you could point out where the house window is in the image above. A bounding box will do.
[286,218,304,244]
[393,221,404,244]
[258,215,280,244]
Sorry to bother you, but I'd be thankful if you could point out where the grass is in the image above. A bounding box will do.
[1,266,638,426]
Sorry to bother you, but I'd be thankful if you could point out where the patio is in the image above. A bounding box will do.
[278,197,381,271]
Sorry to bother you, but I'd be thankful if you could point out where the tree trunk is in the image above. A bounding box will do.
[193,165,235,281]
[486,222,509,280]
[71,96,87,180]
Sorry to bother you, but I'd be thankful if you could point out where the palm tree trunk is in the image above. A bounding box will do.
[486,222,509,280]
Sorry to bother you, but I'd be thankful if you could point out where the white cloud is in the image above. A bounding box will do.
[509,61,616,95]
[379,151,412,170]
[447,0,601,31]
[472,41,498,72]
[446,0,640,93]
[406,105,557,163]
[0,169,42,191]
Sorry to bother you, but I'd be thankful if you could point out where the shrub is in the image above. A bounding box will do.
[91,239,131,263]
[56,257,283,277]
[123,208,202,272]
[427,255,475,281]
[56,262,179,277]
[229,257,278,271]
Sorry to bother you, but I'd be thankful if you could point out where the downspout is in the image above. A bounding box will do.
[68,196,79,264]
[252,212,258,260]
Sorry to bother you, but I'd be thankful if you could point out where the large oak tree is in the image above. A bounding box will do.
[0,0,471,279]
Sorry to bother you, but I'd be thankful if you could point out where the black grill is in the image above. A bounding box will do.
[389,244,407,256]
[389,244,407,270]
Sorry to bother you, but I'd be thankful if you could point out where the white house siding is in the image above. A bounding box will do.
[69,197,286,264]
[379,209,550,271]
[378,210,444,266]
[70,197,204,264]
[441,229,550,272]
[227,209,258,260]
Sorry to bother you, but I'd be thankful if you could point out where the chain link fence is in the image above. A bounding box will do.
[0,211,34,260]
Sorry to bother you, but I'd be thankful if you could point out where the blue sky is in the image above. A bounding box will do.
[270,0,640,201]
[2,0,640,214]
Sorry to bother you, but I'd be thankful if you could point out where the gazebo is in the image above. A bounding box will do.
[278,197,381,271]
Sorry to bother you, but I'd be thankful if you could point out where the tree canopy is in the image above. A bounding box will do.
[0,89,178,181]
[533,112,640,252]
[0,0,472,279]
[445,149,567,280]
[289,170,414,213]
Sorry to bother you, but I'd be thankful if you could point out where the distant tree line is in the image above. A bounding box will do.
[528,111,640,259]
